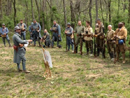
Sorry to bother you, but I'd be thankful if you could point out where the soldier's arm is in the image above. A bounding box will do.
[124,29,127,39]
[15,36,28,44]
[24,23,27,29]
[118,30,126,39]
[38,23,41,31]
[6,28,9,34]
[57,25,61,36]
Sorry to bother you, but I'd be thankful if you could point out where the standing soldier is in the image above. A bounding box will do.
[41,29,51,47]
[82,21,93,56]
[0,23,11,47]
[106,25,115,61]
[28,22,33,45]
[74,21,84,54]
[13,26,32,73]
[31,19,42,47]
[114,22,126,64]
[17,19,27,40]
[94,19,105,58]
[50,20,62,48]
[65,23,74,52]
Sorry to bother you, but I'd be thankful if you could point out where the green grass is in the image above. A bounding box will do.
[0,32,130,98]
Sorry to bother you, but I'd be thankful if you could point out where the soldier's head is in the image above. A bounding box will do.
[67,23,71,27]
[2,23,5,28]
[108,25,112,30]
[44,29,47,33]
[118,22,123,28]
[53,20,57,25]
[33,19,37,24]
[78,21,82,26]
[96,19,101,25]
[20,20,23,23]
[86,21,90,27]
[14,26,21,33]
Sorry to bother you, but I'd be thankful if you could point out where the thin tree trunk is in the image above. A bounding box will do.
[63,0,67,27]
[35,0,40,22]
[13,0,16,26]
[100,0,104,23]
[0,0,3,19]
[108,0,111,23]
[31,0,35,21]
[42,0,45,31]
[95,0,98,21]
[25,0,29,25]
[128,0,130,22]
[70,0,75,28]
[89,0,92,26]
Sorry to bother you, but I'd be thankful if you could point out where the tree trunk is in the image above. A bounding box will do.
[35,0,40,22]
[95,0,98,21]
[63,0,67,27]
[42,0,45,31]
[25,0,29,25]
[13,0,16,26]
[108,0,111,23]
[100,0,104,23]
[128,0,130,22]
[89,0,92,26]
[70,0,75,28]
[31,0,35,21]
[0,0,3,19]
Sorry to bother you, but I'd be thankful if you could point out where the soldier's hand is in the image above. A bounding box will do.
[94,35,97,37]
[28,40,32,42]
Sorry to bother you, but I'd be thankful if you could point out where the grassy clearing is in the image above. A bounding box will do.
[0,36,130,98]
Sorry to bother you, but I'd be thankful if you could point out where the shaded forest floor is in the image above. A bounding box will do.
[0,43,130,98]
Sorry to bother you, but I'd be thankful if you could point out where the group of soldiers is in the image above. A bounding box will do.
[69,19,128,64]
[0,18,129,73]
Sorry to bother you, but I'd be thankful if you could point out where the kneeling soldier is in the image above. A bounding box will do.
[106,25,115,61]
[41,29,51,47]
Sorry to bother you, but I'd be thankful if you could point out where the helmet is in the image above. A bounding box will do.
[118,40,124,45]
[14,26,20,30]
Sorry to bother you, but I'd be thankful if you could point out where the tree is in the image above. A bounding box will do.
[95,0,98,21]
[13,0,16,26]
[31,0,35,21]
[63,0,67,27]
[35,0,40,22]
[89,0,92,26]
